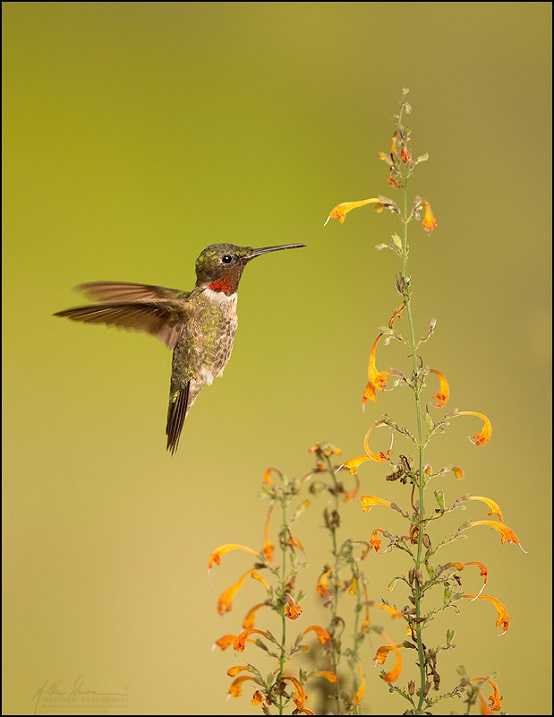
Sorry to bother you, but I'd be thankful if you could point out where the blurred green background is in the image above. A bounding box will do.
[3,2,551,715]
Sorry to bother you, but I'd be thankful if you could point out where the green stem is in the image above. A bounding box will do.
[278,497,287,716]
[402,179,427,714]
[325,457,342,715]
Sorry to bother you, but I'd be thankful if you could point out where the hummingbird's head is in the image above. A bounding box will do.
[195,242,305,295]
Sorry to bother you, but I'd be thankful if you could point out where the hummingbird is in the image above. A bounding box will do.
[54,242,305,453]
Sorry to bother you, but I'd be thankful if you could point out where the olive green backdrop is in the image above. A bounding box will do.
[3,2,551,715]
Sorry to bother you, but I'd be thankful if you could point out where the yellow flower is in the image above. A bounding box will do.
[324,197,392,226]
[303,625,331,645]
[373,643,403,683]
[456,410,493,446]
[208,544,259,571]
[429,368,450,408]
[452,466,464,480]
[217,569,269,615]
[376,602,403,619]
[313,671,337,684]
[466,495,504,522]
[242,602,267,630]
[421,199,438,233]
[464,594,510,636]
[341,455,369,476]
[316,568,332,600]
[362,421,394,463]
[227,665,251,677]
[447,561,488,598]
[361,495,392,512]
[468,520,526,553]
[362,335,390,406]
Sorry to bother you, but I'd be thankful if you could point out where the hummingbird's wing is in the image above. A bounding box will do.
[53,301,188,349]
[76,281,188,303]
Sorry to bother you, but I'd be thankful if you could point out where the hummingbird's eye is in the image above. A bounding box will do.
[221,254,233,264]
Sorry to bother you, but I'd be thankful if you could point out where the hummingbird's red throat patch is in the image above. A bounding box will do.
[207,277,236,295]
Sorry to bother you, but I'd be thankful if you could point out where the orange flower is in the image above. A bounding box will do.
[373,643,403,683]
[466,496,504,522]
[429,368,450,408]
[369,528,384,552]
[472,677,502,712]
[448,561,488,598]
[263,506,274,562]
[208,544,259,571]
[281,675,310,713]
[479,692,493,715]
[421,199,438,233]
[288,535,305,552]
[456,410,493,446]
[353,666,366,705]
[316,568,332,600]
[227,664,251,677]
[285,594,303,620]
[217,570,269,615]
[324,197,390,226]
[242,602,267,630]
[376,602,403,619]
[262,466,282,486]
[212,633,237,651]
[464,594,510,636]
[251,690,265,707]
[468,520,526,553]
[303,625,331,645]
[341,455,369,476]
[228,675,258,698]
[362,421,394,462]
[233,628,271,652]
[452,466,464,480]
[361,495,392,512]
[400,146,411,164]
[362,335,390,405]
[313,671,337,684]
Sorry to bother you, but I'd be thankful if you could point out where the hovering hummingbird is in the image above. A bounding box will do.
[54,242,305,453]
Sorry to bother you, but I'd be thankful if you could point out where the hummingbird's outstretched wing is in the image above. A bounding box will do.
[76,281,188,303]
[53,301,187,349]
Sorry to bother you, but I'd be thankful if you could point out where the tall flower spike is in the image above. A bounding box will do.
[464,594,510,636]
[468,520,527,553]
[362,421,394,463]
[303,625,331,645]
[361,495,392,512]
[208,544,259,571]
[456,410,493,446]
[466,495,504,522]
[429,368,450,408]
[324,197,395,226]
[362,334,390,406]
[421,199,438,233]
[448,561,488,598]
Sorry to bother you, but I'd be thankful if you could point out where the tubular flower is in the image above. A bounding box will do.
[342,473,361,502]
[227,665,251,677]
[362,335,390,405]
[288,535,304,552]
[228,675,259,698]
[472,677,502,712]
[213,633,237,651]
[479,693,493,715]
[313,671,337,684]
[316,568,332,600]
[421,199,438,233]
[353,666,366,705]
[263,506,274,562]
[340,455,369,476]
[369,528,384,552]
[242,602,267,630]
[233,628,271,652]
[324,197,395,226]
[373,643,403,683]
[303,625,331,645]
[251,690,265,707]
[281,675,310,713]
[285,594,303,620]
[468,520,526,552]
[466,495,504,522]
[376,602,403,619]
[452,466,464,480]
[464,594,510,636]
[456,410,493,446]
[361,495,392,512]
[429,368,450,408]
[448,561,488,598]
[208,544,259,571]
[217,569,268,615]
[262,466,282,486]
[362,421,394,462]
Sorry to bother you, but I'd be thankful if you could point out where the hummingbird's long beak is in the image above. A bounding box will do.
[244,243,306,262]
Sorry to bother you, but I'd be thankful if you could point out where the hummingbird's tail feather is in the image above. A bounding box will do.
[166,383,190,455]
